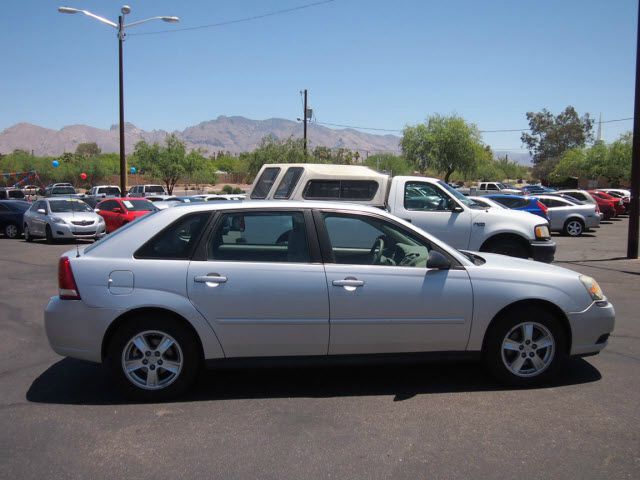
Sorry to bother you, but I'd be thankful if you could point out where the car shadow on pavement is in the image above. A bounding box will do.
[26,356,602,405]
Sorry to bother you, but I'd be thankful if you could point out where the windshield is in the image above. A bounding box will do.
[51,187,76,194]
[122,199,156,212]
[97,187,120,195]
[49,200,92,213]
[437,181,483,208]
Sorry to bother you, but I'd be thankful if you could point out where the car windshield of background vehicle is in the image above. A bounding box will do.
[49,200,92,213]
[251,167,281,199]
[52,187,76,195]
[437,181,483,209]
[122,200,156,211]
[98,187,120,195]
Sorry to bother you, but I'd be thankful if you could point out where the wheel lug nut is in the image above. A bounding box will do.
[525,340,531,345]
[155,351,160,357]
[532,344,537,349]
[519,345,524,351]
[149,365,155,370]
[145,351,151,357]
[157,360,163,365]
[529,352,535,357]
[142,359,148,365]
[521,353,526,358]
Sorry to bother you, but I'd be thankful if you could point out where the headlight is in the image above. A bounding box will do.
[580,275,604,301]
[534,225,550,239]
[50,216,66,224]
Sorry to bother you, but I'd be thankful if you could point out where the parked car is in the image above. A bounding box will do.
[468,196,507,209]
[21,185,41,196]
[0,188,26,200]
[249,164,556,262]
[95,198,157,233]
[588,190,625,216]
[45,185,82,198]
[474,182,521,195]
[536,195,600,236]
[44,201,615,400]
[601,190,630,213]
[520,185,556,195]
[485,194,549,220]
[191,194,232,202]
[0,200,30,238]
[23,198,106,243]
[556,189,615,220]
[127,184,167,197]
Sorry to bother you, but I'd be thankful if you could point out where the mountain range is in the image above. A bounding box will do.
[0,116,401,157]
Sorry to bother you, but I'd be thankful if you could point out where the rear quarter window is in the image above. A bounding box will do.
[251,168,281,199]
[303,180,379,201]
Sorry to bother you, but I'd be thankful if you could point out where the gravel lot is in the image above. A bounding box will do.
[0,217,638,479]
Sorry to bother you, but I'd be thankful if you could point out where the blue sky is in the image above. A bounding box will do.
[1,0,637,152]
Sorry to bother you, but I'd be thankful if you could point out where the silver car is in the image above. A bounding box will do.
[23,198,106,242]
[44,201,614,400]
[536,195,600,236]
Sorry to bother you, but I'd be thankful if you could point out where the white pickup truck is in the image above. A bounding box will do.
[248,164,556,262]
[473,182,521,195]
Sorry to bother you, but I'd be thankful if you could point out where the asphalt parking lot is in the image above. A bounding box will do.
[0,218,639,479]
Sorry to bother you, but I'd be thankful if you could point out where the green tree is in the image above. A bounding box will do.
[246,136,306,178]
[364,153,412,175]
[401,114,482,182]
[132,134,186,194]
[75,142,101,158]
[521,106,593,181]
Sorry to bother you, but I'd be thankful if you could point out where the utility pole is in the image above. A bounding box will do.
[628,0,640,258]
[118,14,127,194]
[303,89,308,155]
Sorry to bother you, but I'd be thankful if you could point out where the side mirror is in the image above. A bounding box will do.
[94,208,100,213]
[426,250,451,270]
[37,208,46,215]
[113,207,123,214]
[448,200,464,213]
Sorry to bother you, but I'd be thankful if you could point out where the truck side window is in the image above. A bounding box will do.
[274,167,304,199]
[487,184,498,191]
[404,182,451,211]
[303,180,379,201]
[251,168,281,199]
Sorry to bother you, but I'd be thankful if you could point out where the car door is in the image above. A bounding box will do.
[30,201,48,235]
[316,210,474,355]
[97,200,118,232]
[187,209,330,358]
[392,179,473,248]
[539,198,563,230]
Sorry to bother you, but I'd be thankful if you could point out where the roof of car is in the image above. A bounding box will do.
[485,193,529,199]
[165,199,390,215]
[259,163,388,180]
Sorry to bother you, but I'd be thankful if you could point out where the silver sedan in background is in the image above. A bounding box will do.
[44,201,614,400]
[23,198,106,242]
[536,194,600,236]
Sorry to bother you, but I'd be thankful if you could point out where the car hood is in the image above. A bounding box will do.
[53,211,101,222]
[470,206,544,225]
[467,251,577,277]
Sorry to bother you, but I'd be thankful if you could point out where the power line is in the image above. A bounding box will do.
[129,0,335,36]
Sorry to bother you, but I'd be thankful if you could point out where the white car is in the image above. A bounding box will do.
[44,201,614,400]
[536,195,600,236]
[23,198,106,242]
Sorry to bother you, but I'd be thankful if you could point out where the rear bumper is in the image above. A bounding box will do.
[586,215,601,229]
[567,300,615,356]
[529,239,556,263]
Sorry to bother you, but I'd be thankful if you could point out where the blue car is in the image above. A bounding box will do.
[485,194,549,220]
[0,200,30,239]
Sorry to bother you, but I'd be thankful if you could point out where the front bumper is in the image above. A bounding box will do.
[51,221,106,239]
[567,300,615,356]
[529,239,556,263]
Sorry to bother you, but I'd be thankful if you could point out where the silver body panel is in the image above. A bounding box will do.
[44,201,614,363]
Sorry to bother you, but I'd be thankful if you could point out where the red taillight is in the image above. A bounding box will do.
[58,256,80,300]
[536,200,548,216]
[595,203,600,213]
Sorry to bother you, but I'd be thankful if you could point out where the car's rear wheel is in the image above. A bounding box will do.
[563,218,584,237]
[481,237,529,259]
[4,223,19,239]
[45,225,54,244]
[483,306,567,386]
[106,315,200,401]
[23,224,32,242]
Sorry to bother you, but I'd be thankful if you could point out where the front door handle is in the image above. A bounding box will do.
[332,278,365,288]
[194,274,228,285]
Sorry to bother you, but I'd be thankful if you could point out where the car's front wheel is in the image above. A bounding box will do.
[484,306,567,386]
[4,223,19,239]
[563,218,584,237]
[106,315,200,400]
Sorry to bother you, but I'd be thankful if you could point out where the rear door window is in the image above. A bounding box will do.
[274,167,304,199]
[251,168,281,199]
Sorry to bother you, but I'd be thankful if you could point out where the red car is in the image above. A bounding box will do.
[588,190,625,216]
[96,197,157,233]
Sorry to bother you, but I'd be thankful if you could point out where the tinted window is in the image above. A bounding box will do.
[6,202,29,212]
[303,180,379,200]
[208,211,310,263]
[97,187,120,195]
[8,190,25,199]
[323,213,430,267]
[122,200,156,212]
[51,187,76,194]
[251,168,280,199]
[98,200,119,211]
[404,182,452,211]
[145,186,166,194]
[49,200,92,213]
[274,167,304,199]
[487,184,499,191]
[135,212,209,259]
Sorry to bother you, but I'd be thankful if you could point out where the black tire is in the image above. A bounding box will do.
[4,223,19,239]
[106,315,201,401]
[483,305,567,387]
[481,237,529,259]
[23,224,33,242]
[45,225,54,244]
[563,218,584,237]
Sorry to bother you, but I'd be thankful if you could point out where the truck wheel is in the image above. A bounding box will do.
[563,218,584,237]
[481,238,528,259]
[483,305,567,387]
[4,223,19,239]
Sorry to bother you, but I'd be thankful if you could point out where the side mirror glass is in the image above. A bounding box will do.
[426,250,451,270]
[113,207,123,213]
[448,199,463,213]
[37,208,46,215]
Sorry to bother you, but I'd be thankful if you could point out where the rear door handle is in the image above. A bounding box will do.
[332,278,365,288]
[194,274,228,284]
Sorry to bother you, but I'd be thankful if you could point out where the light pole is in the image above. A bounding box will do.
[58,5,179,194]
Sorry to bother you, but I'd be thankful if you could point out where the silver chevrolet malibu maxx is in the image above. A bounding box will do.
[44,201,614,400]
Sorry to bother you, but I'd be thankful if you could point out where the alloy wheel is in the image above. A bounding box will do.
[121,330,183,390]
[5,224,18,239]
[501,322,555,377]
[566,220,583,236]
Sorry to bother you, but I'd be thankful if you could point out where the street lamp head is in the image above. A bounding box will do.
[161,16,180,23]
[58,6,80,14]
[121,5,131,15]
